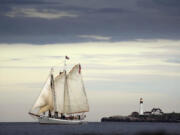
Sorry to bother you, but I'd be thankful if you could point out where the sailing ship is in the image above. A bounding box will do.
[29,56,89,124]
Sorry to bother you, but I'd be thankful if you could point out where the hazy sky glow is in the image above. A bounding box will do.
[0,0,180,122]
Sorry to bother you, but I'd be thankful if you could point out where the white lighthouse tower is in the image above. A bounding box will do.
[139,98,144,115]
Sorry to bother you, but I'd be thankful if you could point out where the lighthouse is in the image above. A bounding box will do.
[139,98,144,115]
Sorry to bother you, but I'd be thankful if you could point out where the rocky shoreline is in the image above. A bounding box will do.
[101,113,180,122]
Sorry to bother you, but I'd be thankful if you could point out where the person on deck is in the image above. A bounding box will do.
[61,113,65,119]
[48,110,52,118]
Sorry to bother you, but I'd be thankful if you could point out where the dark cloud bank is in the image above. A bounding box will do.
[0,0,180,44]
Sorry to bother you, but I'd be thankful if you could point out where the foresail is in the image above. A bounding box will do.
[54,72,66,113]
[32,75,54,114]
[64,64,89,114]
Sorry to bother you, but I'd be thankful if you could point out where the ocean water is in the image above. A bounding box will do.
[0,122,180,135]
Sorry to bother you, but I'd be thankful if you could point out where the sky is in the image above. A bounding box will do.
[0,0,180,122]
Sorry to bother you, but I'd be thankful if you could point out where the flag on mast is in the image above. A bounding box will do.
[65,56,70,60]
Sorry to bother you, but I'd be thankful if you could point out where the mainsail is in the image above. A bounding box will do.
[64,64,89,114]
[32,75,54,114]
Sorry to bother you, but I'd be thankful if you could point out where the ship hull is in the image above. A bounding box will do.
[38,116,86,125]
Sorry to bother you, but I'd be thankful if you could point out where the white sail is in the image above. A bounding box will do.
[64,64,89,114]
[32,75,54,114]
[54,72,66,113]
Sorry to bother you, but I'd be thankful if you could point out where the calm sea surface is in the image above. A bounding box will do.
[0,122,180,135]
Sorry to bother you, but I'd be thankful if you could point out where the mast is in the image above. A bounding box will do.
[63,56,70,114]
[51,68,58,118]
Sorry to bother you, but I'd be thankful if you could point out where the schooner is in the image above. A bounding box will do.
[29,56,89,124]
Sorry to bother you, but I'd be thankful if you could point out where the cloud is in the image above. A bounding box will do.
[137,0,180,16]
[5,8,78,19]
[166,59,180,64]
[138,0,180,8]
[0,1,180,44]
[10,58,22,61]
[78,35,111,41]
[0,39,180,80]
[94,8,128,14]
[0,0,59,5]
